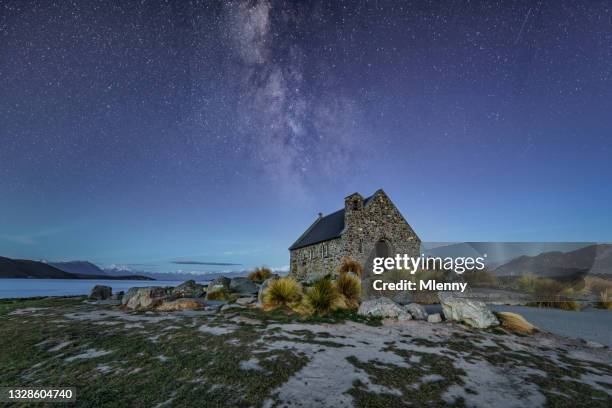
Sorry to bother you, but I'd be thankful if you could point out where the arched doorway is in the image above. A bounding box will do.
[363,238,393,299]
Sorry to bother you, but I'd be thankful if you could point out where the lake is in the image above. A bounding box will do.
[0,279,210,299]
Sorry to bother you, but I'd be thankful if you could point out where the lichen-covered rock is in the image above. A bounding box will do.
[357,297,411,320]
[438,292,499,328]
[156,298,204,311]
[229,277,259,295]
[122,286,168,310]
[173,280,205,298]
[208,277,231,291]
[404,303,428,320]
[90,285,112,300]
[236,297,257,306]
[427,313,442,323]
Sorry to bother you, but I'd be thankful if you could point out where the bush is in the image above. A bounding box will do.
[530,278,581,310]
[248,267,273,283]
[337,257,363,278]
[495,312,537,335]
[304,277,343,316]
[262,277,303,309]
[335,273,361,309]
[517,273,538,293]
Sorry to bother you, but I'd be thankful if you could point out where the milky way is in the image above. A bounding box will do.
[1,0,611,270]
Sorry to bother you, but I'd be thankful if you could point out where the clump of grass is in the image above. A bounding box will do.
[495,312,537,335]
[262,277,303,310]
[337,257,363,278]
[206,288,228,301]
[529,278,581,311]
[248,267,273,283]
[303,277,344,316]
[335,273,361,309]
[597,288,612,310]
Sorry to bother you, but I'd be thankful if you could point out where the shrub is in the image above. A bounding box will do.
[337,257,363,278]
[248,267,273,283]
[262,277,303,309]
[530,278,581,310]
[335,273,361,309]
[304,277,343,316]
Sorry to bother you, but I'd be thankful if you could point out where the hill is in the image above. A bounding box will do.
[49,261,107,276]
[494,244,612,277]
[0,256,154,280]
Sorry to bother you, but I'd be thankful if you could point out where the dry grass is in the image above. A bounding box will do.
[335,273,361,310]
[248,267,273,283]
[597,288,612,310]
[206,288,228,301]
[303,278,343,316]
[495,312,537,335]
[462,268,497,287]
[529,278,581,311]
[262,277,303,309]
[337,257,363,278]
[156,299,203,311]
[517,273,538,293]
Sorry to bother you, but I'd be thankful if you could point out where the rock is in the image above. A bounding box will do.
[221,303,244,312]
[90,285,112,300]
[404,303,428,320]
[427,313,442,323]
[357,297,411,320]
[122,286,168,310]
[257,276,279,304]
[236,297,257,306]
[110,291,124,301]
[438,292,499,329]
[156,298,204,311]
[229,277,259,295]
[173,280,205,298]
[208,277,231,291]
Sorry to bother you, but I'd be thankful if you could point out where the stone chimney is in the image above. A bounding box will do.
[344,192,363,227]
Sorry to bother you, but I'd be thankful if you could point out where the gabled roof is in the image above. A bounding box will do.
[289,194,375,250]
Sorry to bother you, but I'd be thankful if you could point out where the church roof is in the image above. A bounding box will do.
[289,194,375,250]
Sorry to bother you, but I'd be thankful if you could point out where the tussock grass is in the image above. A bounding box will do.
[527,278,581,311]
[248,267,273,283]
[495,312,537,335]
[337,257,363,278]
[303,278,344,316]
[597,288,612,310]
[335,273,361,309]
[584,276,612,309]
[262,277,303,309]
[206,288,228,301]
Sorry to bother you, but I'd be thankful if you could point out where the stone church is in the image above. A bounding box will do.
[289,189,420,280]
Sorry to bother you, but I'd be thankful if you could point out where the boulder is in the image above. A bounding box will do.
[230,277,259,295]
[156,298,204,311]
[257,276,279,304]
[122,286,168,310]
[236,297,257,306]
[438,292,499,329]
[404,303,428,320]
[357,297,411,320]
[208,277,231,292]
[427,313,442,323]
[90,285,112,300]
[110,291,124,301]
[173,280,205,298]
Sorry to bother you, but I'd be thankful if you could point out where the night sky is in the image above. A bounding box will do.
[1,0,611,274]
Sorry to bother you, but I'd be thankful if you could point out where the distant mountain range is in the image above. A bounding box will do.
[494,244,612,277]
[0,256,154,280]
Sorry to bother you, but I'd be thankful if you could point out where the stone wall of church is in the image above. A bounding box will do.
[289,237,343,281]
